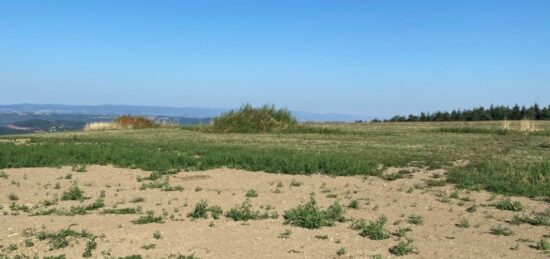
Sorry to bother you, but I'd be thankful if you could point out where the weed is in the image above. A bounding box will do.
[61,185,85,201]
[278,229,292,239]
[283,198,345,229]
[290,180,302,187]
[393,227,412,237]
[408,214,424,225]
[389,240,417,256]
[336,247,346,256]
[466,205,477,213]
[456,218,470,228]
[102,207,140,215]
[315,235,329,240]
[0,171,7,179]
[426,179,447,187]
[538,239,550,251]
[348,199,359,209]
[490,225,514,236]
[494,198,523,211]
[8,193,18,201]
[245,189,259,198]
[141,244,156,250]
[82,236,97,257]
[72,164,87,172]
[226,199,273,221]
[132,211,163,224]
[358,216,391,240]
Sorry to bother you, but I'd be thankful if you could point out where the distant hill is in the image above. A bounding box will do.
[0,104,375,122]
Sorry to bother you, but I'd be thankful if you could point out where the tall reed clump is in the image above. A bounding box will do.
[84,116,157,131]
[519,119,537,133]
[210,104,298,133]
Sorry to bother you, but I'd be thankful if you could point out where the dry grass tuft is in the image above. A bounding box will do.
[84,116,158,131]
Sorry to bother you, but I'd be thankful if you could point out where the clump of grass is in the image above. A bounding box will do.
[36,228,93,250]
[315,234,329,240]
[381,170,411,181]
[490,225,514,236]
[456,218,470,228]
[278,229,292,239]
[389,240,417,256]
[72,164,87,172]
[538,239,550,251]
[141,244,156,250]
[8,193,19,201]
[226,199,276,221]
[348,199,359,209]
[407,214,424,225]
[290,180,302,187]
[132,211,163,224]
[336,247,346,256]
[357,216,391,240]
[187,200,224,219]
[283,198,345,229]
[102,207,140,215]
[393,227,412,237]
[508,209,550,226]
[131,197,145,203]
[494,198,523,211]
[82,236,97,257]
[426,179,447,187]
[0,171,8,179]
[60,185,85,201]
[466,205,477,213]
[210,104,297,133]
[153,231,162,240]
[245,189,259,198]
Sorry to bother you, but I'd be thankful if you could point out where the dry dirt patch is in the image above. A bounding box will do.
[0,165,549,258]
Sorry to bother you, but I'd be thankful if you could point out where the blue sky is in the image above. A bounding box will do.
[0,0,549,117]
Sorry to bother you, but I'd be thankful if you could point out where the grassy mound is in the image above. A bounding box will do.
[211,104,297,133]
[84,116,157,131]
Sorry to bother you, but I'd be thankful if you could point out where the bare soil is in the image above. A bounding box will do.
[1,165,549,258]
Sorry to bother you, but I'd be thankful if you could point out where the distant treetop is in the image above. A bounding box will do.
[384,104,550,122]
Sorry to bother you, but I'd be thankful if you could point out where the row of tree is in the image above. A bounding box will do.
[384,104,550,122]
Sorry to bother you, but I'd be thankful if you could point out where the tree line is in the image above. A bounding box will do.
[382,104,550,122]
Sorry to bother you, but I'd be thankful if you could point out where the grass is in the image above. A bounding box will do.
[490,225,514,236]
[407,214,424,225]
[36,228,93,250]
[494,198,523,211]
[0,121,549,199]
[132,211,164,224]
[245,189,259,198]
[283,198,345,229]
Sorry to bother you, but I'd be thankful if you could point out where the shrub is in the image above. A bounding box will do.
[389,240,417,256]
[187,200,223,219]
[61,185,85,201]
[225,199,273,221]
[210,104,297,133]
[358,216,391,240]
[245,189,259,198]
[538,239,550,251]
[132,211,163,224]
[490,225,513,236]
[283,198,345,229]
[494,198,523,211]
[408,214,424,225]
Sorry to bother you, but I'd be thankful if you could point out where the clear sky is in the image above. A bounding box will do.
[1,0,549,117]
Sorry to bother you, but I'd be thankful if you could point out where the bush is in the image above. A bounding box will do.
[494,198,523,211]
[210,104,297,133]
[61,185,85,201]
[283,198,345,229]
[358,216,391,240]
[225,199,273,221]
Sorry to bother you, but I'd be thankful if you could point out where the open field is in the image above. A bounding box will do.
[1,121,550,258]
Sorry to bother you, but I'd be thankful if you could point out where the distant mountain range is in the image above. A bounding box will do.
[0,103,376,122]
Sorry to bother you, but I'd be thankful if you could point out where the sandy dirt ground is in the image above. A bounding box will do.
[1,165,549,258]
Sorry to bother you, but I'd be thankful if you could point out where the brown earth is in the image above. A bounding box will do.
[0,165,549,258]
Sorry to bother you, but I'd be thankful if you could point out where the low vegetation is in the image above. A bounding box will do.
[283,198,345,229]
[209,104,297,133]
